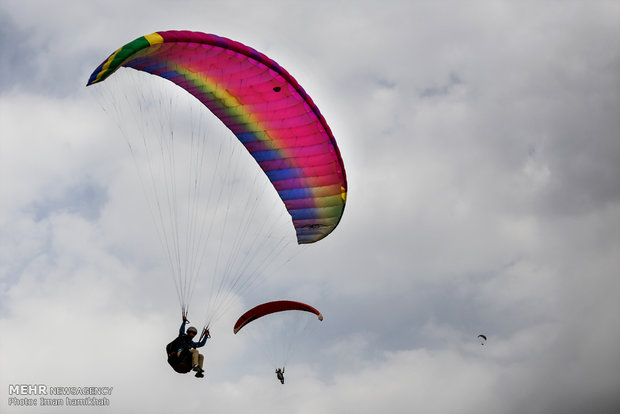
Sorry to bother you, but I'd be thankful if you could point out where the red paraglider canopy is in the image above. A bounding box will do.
[234,300,323,334]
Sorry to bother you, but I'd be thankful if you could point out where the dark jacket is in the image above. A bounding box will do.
[178,321,207,350]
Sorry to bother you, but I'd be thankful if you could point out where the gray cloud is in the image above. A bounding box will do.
[1,1,619,413]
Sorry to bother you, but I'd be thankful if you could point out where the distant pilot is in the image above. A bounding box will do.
[275,367,285,384]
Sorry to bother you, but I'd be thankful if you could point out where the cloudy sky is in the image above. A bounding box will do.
[1,1,619,413]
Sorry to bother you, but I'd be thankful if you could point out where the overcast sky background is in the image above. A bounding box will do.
[1,1,619,413]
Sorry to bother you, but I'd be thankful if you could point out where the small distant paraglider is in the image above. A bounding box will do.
[478,334,487,345]
[234,300,324,384]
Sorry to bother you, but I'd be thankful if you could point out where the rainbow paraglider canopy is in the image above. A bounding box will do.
[87,30,347,244]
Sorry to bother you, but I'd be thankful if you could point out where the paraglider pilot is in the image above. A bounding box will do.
[174,316,210,378]
[275,367,285,384]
